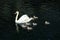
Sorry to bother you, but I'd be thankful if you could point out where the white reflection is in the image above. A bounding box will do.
[27,27,33,30]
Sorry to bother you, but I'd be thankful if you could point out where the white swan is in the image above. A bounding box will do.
[15,11,34,24]
[15,11,38,32]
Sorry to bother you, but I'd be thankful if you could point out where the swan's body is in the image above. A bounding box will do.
[15,11,38,32]
[15,11,34,24]
[15,15,33,24]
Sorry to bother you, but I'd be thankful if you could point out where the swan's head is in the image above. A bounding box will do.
[15,11,19,14]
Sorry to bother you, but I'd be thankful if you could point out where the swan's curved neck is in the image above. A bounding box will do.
[15,12,19,22]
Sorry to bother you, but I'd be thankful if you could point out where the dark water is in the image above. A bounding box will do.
[0,0,60,40]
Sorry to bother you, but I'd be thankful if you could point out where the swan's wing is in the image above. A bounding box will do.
[18,15,30,23]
